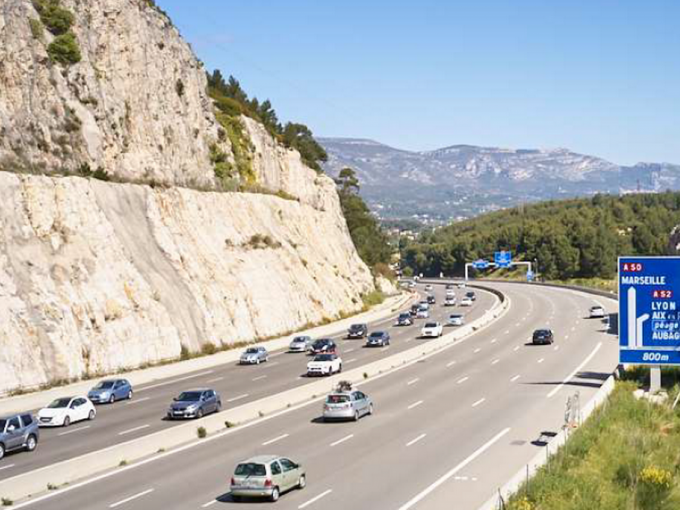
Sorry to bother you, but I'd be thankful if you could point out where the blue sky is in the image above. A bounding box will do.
[157,0,679,165]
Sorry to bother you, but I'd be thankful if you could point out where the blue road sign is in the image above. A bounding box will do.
[619,256,680,365]
[472,259,489,270]
[494,251,512,269]
[526,270,534,282]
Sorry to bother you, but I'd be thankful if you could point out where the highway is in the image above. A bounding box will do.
[13,282,618,510]
[0,285,496,479]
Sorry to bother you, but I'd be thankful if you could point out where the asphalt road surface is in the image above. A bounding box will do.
[0,284,495,479]
[14,282,618,510]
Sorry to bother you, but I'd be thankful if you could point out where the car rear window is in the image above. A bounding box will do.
[327,395,350,403]
[235,463,266,477]
[424,322,437,328]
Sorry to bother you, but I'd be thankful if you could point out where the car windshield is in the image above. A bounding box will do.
[314,340,331,347]
[293,337,307,343]
[327,394,350,403]
[424,322,437,328]
[314,354,333,362]
[94,381,115,390]
[235,463,266,477]
[349,325,363,331]
[399,313,410,319]
[177,392,202,402]
[48,398,71,408]
[450,315,462,319]
[245,348,259,354]
[535,330,549,336]
[369,332,384,338]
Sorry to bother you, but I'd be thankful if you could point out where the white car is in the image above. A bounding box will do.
[416,307,430,319]
[444,296,457,306]
[307,354,342,377]
[421,321,444,338]
[457,282,466,288]
[448,314,464,326]
[460,297,473,307]
[589,306,606,319]
[424,284,433,291]
[38,396,96,427]
[445,289,456,297]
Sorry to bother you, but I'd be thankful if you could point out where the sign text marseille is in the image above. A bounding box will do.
[619,256,680,365]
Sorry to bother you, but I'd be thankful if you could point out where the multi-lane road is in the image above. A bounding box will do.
[5,281,618,510]
[0,285,495,479]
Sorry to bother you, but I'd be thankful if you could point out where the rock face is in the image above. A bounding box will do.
[0,0,377,393]
[0,0,221,186]
[0,172,374,393]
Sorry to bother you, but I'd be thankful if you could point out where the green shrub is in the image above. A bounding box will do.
[2,497,13,506]
[179,345,191,361]
[361,290,385,309]
[47,33,81,65]
[175,79,185,97]
[29,18,44,41]
[201,342,217,356]
[197,427,207,439]
[34,0,74,35]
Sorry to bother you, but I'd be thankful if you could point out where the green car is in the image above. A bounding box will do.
[230,455,306,502]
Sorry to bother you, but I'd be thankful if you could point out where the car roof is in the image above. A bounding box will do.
[181,388,212,392]
[239,455,281,464]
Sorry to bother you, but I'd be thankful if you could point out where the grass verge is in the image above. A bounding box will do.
[506,369,680,510]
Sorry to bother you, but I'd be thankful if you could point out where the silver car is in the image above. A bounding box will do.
[231,455,306,502]
[240,346,269,365]
[323,389,373,421]
[289,336,312,353]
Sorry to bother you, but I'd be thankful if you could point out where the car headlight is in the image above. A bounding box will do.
[186,404,198,411]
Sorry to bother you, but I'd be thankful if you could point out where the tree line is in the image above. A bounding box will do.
[207,71,328,172]
[401,192,680,280]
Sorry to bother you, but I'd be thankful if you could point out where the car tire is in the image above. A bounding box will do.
[127,390,133,400]
[256,358,260,365]
[353,410,360,421]
[0,443,5,460]
[368,404,374,415]
[298,475,306,490]
[63,416,71,427]
[25,434,37,452]
[270,487,280,502]
[338,364,342,373]
[216,401,222,413]
[196,409,204,419]
[109,394,116,404]
[88,410,95,421]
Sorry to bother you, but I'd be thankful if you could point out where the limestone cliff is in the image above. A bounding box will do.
[0,0,377,393]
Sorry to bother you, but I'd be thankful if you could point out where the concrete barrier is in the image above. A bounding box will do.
[476,373,617,510]
[1,288,509,503]
[0,292,416,415]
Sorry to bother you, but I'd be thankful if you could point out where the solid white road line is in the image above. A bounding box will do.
[125,397,150,406]
[298,489,333,509]
[446,360,457,368]
[330,434,354,447]
[406,433,427,447]
[408,400,424,410]
[262,433,289,446]
[457,376,469,384]
[407,378,420,386]
[537,358,545,364]
[345,348,355,353]
[0,464,15,472]
[118,424,150,436]
[510,375,521,382]
[201,499,218,508]
[491,359,500,365]
[252,375,267,381]
[472,398,486,408]
[206,377,224,383]
[58,425,91,437]
[397,428,511,510]
[547,342,603,398]
[109,489,154,508]
[137,371,214,392]
[227,394,249,403]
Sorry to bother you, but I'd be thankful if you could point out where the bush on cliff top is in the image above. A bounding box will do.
[48,33,82,65]
[33,0,74,35]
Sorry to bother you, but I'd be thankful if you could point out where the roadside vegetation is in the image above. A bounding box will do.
[506,369,680,510]
[402,192,680,280]
[32,0,82,65]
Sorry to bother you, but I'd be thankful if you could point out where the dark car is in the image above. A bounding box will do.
[0,413,39,460]
[87,379,133,404]
[532,329,554,345]
[409,304,421,317]
[167,388,221,420]
[465,291,477,301]
[426,295,436,305]
[347,323,368,339]
[395,312,413,326]
[366,331,391,347]
[311,339,337,355]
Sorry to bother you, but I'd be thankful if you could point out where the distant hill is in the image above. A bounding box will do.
[320,137,680,222]
[401,191,680,280]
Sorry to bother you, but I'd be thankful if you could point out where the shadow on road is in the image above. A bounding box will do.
[523,370,612,390]
[531,430,558,447]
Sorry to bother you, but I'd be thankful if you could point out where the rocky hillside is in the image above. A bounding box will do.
[320,138,680,222]
[0,0,376,394]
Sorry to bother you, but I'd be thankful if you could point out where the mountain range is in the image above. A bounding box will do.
[319,138,680,223]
